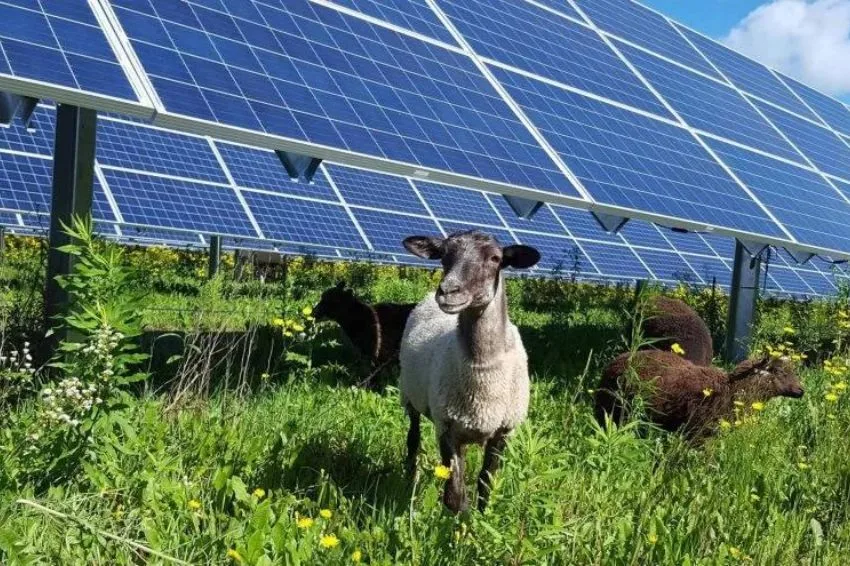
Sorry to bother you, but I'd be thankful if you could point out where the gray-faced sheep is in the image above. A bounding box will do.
[313,282,415,387]
[400,231,540,513]
[594,350,804,440]
[640,296,713,366]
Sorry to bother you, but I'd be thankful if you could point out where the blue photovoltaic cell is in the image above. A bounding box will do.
[0,106,54,155]
[328,165,426,215]
[103,168,256,237]
[217,142,336,200]
[114,0,575,196]
[783,75,850,138]
[243,190,365,249]
[415,182,502,226]
[439,220,514,245]
[323,0,455,44]
[634,249,698,282]
[699,232,735,258]
[796,269,836,295]
[522,0,583,21]
[439,0,671,117]
[682,254,732,287]
[0,2,139,102]
[493,67,786,238]
[487,195,566,234]
[350,208,439,254]
[511,232,597,276]
[620,43,803,163]
[766,266,812,295]
[753,100,850,181]
[619,220,672,250]
[572,0,720,79]
[674,25,819,122]
[0,152,52,214]
[705,137,850,254]
[580,241,649,279]
[658,229,716,256]
[0,211,20,227]
[97,119,228,183]
[551,205,620,243]
[92,179,117,223]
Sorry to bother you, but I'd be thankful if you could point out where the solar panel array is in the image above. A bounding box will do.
[1,0,850,293]
[0,103,844,297]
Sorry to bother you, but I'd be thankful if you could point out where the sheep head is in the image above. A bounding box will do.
[729,355,805,399]
[403,230,539,314]
[313,280,356,320]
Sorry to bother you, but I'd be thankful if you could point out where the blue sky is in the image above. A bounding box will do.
[641,0,763,38]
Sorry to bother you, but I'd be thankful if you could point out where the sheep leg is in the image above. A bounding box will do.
[405,404,420,478]
[438,429,468,514]
[477,429,508,512]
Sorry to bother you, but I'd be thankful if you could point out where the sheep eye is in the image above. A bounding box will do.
[490,255,501,264]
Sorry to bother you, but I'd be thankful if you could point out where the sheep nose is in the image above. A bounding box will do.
[439,280,461,296]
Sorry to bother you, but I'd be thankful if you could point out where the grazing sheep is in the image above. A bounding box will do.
[640,296,713,366]
[594,350,804,439]
[400,230,540,513]
[313,282,415,384]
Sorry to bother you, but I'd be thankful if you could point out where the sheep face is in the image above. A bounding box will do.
[313,281,354,320]
[403,231,539,314]
[733,356,805,399]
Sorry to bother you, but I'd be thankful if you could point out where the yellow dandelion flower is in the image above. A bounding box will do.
[187,499,201,510]
[292,323,305,332]
[719,419,732,431]
[783,326,795,335]
[351,549,363,563]
[769,350,783,358]
[227,549,243,563]
[671,343,685,356]
[320,534,340,549]
[284,331,293,338]
[302,306,313,317]
[647,533,658,545]
[791,354,802,362]
[297,516,314,529]
[751,401,765,411]
[835,382,848,391]
[798,462,810,470]
[272,318,285,327]
[320,509,333,519]
[826,393,839,402]
[252,488,266,499]
[702,388,713,397]
[434,464,452,480]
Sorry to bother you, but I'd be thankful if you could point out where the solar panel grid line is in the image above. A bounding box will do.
[421,0,595,203]
[90,0,160,110]
[523,0,585,26]
[320,162,375,249]
[206,136,265,239]
[565,3,799,246]
[537,202,605,276]
[93,163,125,224]
[651,228,707,285]
[310,0,461,51]
[405,177,449,237]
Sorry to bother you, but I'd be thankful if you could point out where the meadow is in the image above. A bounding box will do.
[1,223,850,564]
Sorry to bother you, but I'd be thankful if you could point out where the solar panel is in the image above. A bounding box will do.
[571,0,720,79]
[510,231,597,277]
[329,165,427,215]
[633,249,699,283]
[682,254,732,288]
[493,65,786,238]
[0,1,149,115]
[753,100,850,181]
[673,24,820,123]
[415,181,502,227]
[704,137,850,254]
[110,0,576,196]
[550,205,619,243]
[314,0,457,44]
[781,75,850,138]
[764,265,812,295]
[579,240,649,279]
[618,220,672,250]
[487,195,566,234]
[657,229,717,257]
[619,43,803,163]
[438,0,671,116]
[350,207,441,254]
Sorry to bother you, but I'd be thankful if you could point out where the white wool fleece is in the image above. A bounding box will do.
[399,292,530,439]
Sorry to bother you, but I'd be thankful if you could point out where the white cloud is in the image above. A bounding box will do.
[723,0,850,96]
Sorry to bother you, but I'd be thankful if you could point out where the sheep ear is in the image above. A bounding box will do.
[730,356,771,381]
[502,245,540,269]
[403,236,443,260]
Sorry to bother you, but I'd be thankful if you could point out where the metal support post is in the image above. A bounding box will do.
[724,240,762,363]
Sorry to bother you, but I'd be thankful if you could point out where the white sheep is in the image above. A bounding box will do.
[400,230,540,513]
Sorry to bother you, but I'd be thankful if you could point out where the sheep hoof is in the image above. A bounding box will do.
[443,487,468,514]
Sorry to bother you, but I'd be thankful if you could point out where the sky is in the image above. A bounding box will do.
[642,0,850,103]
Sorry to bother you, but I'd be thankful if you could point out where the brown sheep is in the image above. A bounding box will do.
[594,350,804,440]
[313,282,415,386]
[640,296,713,366]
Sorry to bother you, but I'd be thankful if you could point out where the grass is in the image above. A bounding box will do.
[2,238,850,564]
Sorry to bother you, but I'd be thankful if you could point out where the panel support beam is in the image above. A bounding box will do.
[208,235,222,279]
[724,240,763,363]
[44,105,97,344]
[592,212,628,233]
[276,150,322,183]
[784,248,814,264]
[0,92,37,127]
[502,194,543,219]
